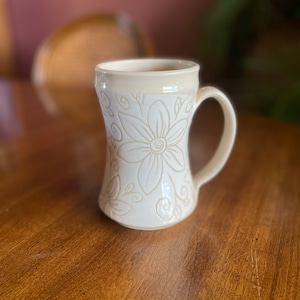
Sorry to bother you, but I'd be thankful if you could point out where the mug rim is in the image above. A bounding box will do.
[95,58,199,76]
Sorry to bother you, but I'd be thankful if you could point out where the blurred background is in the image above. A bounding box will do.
[1,0,299,123]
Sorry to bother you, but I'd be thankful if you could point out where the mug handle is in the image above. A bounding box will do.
[192,86,237,191]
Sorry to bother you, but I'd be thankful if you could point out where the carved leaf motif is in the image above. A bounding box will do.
[123,183,143,202]
[118,96,130,110]
[186,100,193,113]
[110,123,123,147]
[107,175,120,199]
[175,205,182,220]
[102,175,134,216]
[175,95,194,117]
[178,185,190,206]
[110,200,132,216]
[136,92,144,106]
[175,97,183,115]
[100,90,114,117]
[125,183,134,193]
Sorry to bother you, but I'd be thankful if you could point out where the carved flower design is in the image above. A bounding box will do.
[117,101,187,194]
[100,175,133,216]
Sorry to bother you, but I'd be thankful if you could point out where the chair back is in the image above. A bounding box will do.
[32,14,154,88]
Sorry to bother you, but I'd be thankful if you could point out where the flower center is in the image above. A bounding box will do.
[150,138,167,154]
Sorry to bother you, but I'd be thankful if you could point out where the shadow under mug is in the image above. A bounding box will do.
[95,58,236,230]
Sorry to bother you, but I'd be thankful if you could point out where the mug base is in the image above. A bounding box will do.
[100,206,195,231]
[116,221,180,231]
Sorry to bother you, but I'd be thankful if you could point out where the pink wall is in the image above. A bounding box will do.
[8,0,210,78]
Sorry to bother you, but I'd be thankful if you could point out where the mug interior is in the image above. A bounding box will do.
[96,59,199,74]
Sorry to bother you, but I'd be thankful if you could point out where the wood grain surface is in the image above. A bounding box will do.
[0,81,299,299]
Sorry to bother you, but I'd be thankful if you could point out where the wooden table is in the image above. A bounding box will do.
[0,80,299,299]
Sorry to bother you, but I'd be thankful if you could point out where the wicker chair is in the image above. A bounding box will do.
[31,14,154,89]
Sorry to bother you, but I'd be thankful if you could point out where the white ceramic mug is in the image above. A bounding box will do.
[95,58,236,230]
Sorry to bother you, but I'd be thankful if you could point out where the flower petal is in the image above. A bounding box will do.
[138,154,163,194]
[148,101,169,137]
[166,119,188,145]
[119,112,153,142]
[117,142,149,163]
[163,146,185,171]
